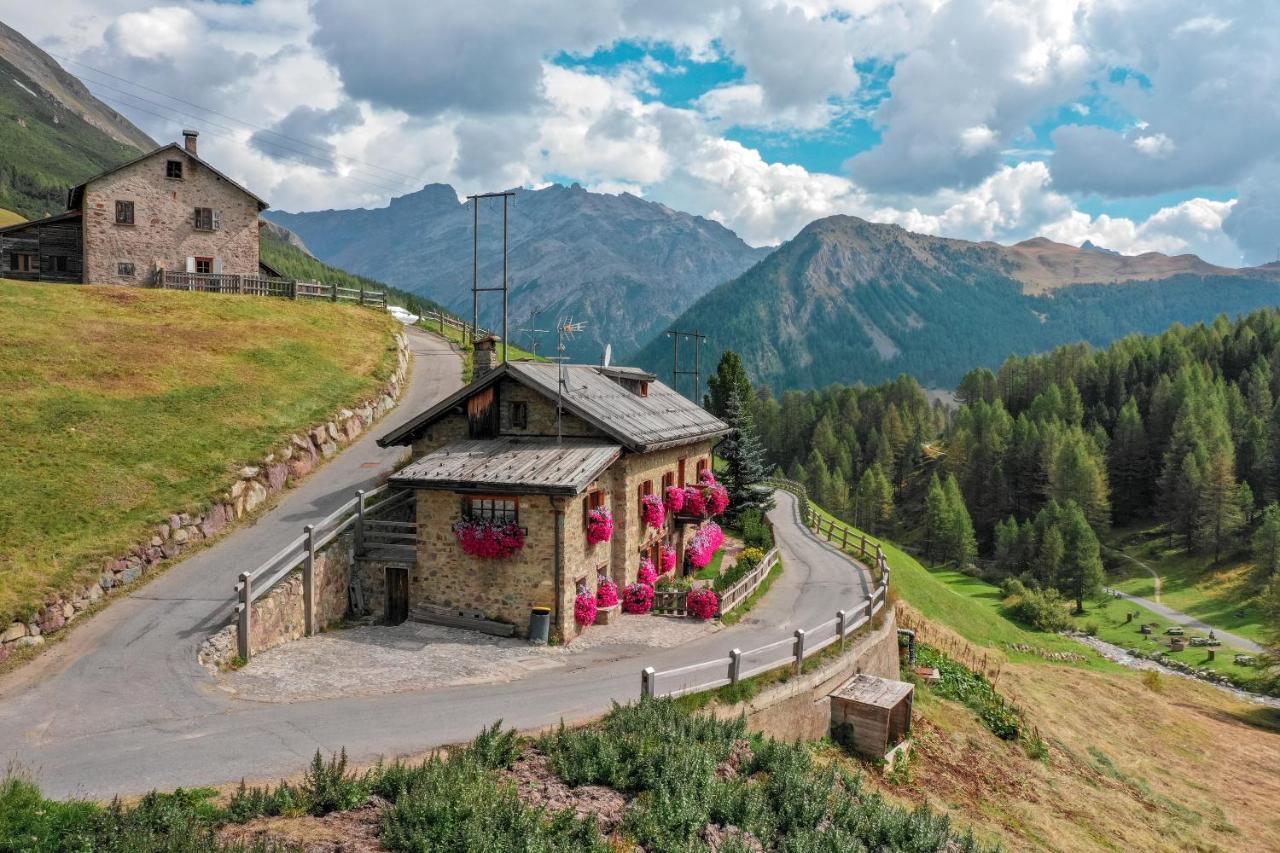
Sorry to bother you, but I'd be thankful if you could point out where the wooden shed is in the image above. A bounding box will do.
[830,674,914,758]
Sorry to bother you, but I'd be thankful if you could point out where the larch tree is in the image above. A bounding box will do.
[1057,501,1105,613]
[1254,503,1280,579]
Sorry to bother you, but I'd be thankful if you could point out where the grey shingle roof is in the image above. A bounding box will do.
[390,436,621,495]
[378,361,728,452]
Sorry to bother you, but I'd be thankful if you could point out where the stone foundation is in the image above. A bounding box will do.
[1,332,410,668]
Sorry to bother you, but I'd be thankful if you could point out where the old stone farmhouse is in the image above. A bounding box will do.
[0,130,268,284]
[375,338,729,642]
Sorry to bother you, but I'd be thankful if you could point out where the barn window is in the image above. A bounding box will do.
[115,200,134,225]
[50,256,69,273]
[166,160,183,179]
[9,253,34,273]
[117,262,135,278]
[193,208,220,230]
[510,400,528,429]
[464,496,518,524]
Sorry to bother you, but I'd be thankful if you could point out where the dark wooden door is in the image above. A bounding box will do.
[386,567,409,624]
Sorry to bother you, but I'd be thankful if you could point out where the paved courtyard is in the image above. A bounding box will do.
[219,613,720,702]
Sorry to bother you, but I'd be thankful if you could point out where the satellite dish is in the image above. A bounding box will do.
[603,343,613,368]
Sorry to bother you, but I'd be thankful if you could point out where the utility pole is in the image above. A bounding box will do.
[667,329,707,403]
[466,191,516,362]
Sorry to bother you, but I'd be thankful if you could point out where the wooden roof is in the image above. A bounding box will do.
[378,361,729,453]
[389,436,621,496]
[830,674,914,709]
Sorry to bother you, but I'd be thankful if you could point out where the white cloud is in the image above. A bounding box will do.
[1132,132,1174,157]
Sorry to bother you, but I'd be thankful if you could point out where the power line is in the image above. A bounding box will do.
[52,52,426,185]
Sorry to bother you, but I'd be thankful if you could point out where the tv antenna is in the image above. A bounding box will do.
[466,190,516,363]
[517,304,550,356]
[554,319,586,444]
[667,329,707,404]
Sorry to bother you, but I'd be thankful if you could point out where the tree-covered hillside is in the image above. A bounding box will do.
[633,216,1280,392]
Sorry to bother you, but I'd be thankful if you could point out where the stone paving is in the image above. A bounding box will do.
[219,613,720,703]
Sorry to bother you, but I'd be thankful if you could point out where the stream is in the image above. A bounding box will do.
[1068,633,1280,709]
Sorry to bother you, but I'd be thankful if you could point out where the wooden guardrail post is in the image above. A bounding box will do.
[793,628,806,675]
[729,648,742,685]
[836,609,847,650]
[331,282,338,302]
[641,666,656,699]
[841,526,849,551]
[355,489,367,556]
[237,571,252,662]
[303,524,317,637]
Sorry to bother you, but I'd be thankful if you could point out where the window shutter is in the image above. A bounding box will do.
[212,209,222,231]
[213,257,223,275]
[185,256,195,273]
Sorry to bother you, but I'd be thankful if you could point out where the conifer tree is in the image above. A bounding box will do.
[941,474,977,567]
[1108,397,1149,523]
[705,350,753,419]
[719,386,774,523]
[924,474,946,561]
[1057,501,1105,613]
[1048,429,1111,530]
[1254,503,1280,578]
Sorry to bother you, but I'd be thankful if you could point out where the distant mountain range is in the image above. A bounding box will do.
[265,183,770,362]
[0,21,152,218]
[631,215,1280,391]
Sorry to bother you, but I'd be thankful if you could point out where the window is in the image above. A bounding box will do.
[115,200,134,225]
[117,262,135,278]
[639,381,649,397]
[638,479,653,522]
[696,458,709,479]
[166,160,183,179]
[194,257,213,275]
[583,489,605,528]
[510,400,528,429]
[464,496,518,524]
[9,253,34,273]
[50,256,68,273]
[678,458,687,487]
[193,207,220,230]
[661,471,675,493]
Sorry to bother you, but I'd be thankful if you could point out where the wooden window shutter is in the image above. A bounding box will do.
[212,209,222,231]
[185,256,195,273]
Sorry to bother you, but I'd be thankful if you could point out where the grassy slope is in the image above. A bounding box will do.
[0,279,397,624]
[0,207,25,227]
[1108,524,1268,645]
[802,504,1280,850]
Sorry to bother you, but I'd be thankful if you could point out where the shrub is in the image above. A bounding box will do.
[916,645,1021,740]
[740,509,774,550]
[1004,585,1072,633]
[299,748,367,816]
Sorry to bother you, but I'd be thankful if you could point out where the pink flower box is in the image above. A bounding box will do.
[574,592,598,626]
[687,522,724,568]
[586,507,614,545]
[660,545,677,574]
[664,485,685,514]
[596,576,619,608]
[641,493,666,529]
[452,519,525,559]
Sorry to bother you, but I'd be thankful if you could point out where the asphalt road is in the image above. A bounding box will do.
[0,331,872,800]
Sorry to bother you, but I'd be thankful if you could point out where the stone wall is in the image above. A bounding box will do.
[1,332,410,668]
[82,146,260,284]
[199,531,355,669]
[710,610,901,743]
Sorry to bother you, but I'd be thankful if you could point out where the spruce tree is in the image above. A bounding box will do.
[924,474,946,561]
[942,474,978,568]
[1108,397,1149,523]
[719,386,774,523]
[1254,503,1280,578]
[705,350,753,419]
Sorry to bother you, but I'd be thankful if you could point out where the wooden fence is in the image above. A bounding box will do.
[156,269,387,309]
[419,308,492,341]
[639,479,892,700]
[233,485,414,661]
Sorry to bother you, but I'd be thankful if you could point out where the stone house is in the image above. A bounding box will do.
[0,130,268,284]
[376,338,729,642]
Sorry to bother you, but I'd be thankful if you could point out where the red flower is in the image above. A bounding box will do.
[622,582,654,614]
[686,522,723,568]
[637,558,658,586]
[660,546,677,574]
[452,519,525,559]
[586,507,614,545]
[664,485,685,514]
[641,493,666,529]
[683,486,707,517]
[574,592,598,626]
[687,587,719,620]
[596,577,619,607]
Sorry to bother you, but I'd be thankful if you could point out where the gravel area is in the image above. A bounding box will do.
[220,613,719,703]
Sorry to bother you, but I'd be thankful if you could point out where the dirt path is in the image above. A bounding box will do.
[1108,546,1161,602]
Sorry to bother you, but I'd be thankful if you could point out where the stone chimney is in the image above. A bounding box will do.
[182,129,199,156]
[473,335,501,381]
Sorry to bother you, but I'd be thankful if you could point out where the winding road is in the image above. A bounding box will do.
[0,331,873,800]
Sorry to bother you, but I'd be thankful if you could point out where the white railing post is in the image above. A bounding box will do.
[836,609,847,650]
[237,572,252,661]
[356,489,367,556]
[729,648,742,685]
[793,628,806,675]
[303,525,317,637]
[641,666,656,699]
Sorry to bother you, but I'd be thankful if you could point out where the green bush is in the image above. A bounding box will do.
[739,510,774,550]
[713,547,766,593]
[1003,585,1072,633]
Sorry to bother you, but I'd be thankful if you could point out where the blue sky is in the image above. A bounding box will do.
[14,1,1277,265]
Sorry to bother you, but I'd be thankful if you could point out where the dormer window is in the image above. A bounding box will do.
[166,160,183,180]
[510,401,528,429]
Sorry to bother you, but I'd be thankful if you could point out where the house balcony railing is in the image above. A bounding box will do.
[154,269,387,309]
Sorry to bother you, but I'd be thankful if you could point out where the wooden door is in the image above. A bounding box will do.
[386,566,409,624]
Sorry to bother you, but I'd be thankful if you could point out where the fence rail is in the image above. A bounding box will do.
[640,478,892,700]
[232,485,414,661]
[156,269,387,309]
[419,309,493,341]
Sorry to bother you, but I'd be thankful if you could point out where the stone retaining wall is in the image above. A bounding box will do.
[198,532,355,669]
[708,610,901,743]
[0,332,410,667]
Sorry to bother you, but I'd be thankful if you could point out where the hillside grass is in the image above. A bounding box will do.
[0,207,25,227]
[1108,524,1268,645]
[0,279,398,624]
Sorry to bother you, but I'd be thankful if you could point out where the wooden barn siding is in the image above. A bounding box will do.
[0,219,83,283]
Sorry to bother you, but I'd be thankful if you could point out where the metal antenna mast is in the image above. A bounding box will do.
[667,329,707,404]
[466,191,516,363]
[554,320,586,444]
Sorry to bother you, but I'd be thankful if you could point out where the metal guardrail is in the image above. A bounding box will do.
[232,485,412,661]
[156,269,387,309]
[639,479,892,699]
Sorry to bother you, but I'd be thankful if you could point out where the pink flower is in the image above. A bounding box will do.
[586,507,614,545]
[706,483,729,516]
[641,493,666,529]
[596,576,619,608]
[687,587,719,620]
[683,486,707,517]
[664,485,685,514]
[637,558,658,586]
[622,582,654,614]
[452,519,525,559]
[698,469,717,486]
[660,546,677,574]
[686,522,723,568]
[574,592,598,626]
